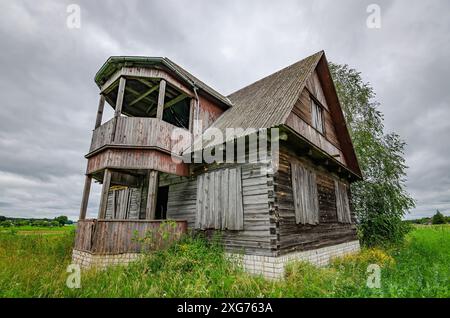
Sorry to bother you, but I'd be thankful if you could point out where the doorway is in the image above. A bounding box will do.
[155,186,169,219]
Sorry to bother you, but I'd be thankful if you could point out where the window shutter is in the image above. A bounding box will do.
[195,167,244,230]
[335,180,352,223]
[291,162,319,225]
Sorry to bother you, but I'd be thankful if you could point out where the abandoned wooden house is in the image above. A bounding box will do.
[72,51,363,278]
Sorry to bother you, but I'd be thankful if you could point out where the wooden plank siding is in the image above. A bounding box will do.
[163,162,277,256]
[86,149,189,176]
[285,113,346,166]
[74,219,188,254]
[292,87,340,148]
[89,117,192,155]
[273,146,358,255]
[105,186,143,220]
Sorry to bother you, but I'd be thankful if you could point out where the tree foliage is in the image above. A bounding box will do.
[329,63,415,247]
[54,215,69,226]
[432,210,446,225]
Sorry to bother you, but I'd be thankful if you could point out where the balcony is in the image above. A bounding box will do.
[85,117,192,176]
[88,117,191,155]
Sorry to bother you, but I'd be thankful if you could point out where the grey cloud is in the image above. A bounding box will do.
[0,0,448,220]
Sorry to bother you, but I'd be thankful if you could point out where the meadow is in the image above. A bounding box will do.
[0,225,448,297]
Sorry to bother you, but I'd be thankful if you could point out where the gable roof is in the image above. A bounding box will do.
[189,50,362,179]
[225,51,322,131]
[95,56,232,108]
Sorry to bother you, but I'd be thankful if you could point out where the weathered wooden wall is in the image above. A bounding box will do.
[74,219,188,254]
[89,117,192,155]
[105,186,143,220]
[273,146,357,255]
[86,149,189,176]
[196,95,225,134]
[286,67,347,166]
[292,87,340,148]
[163,162,277,256]
[160,173,198,228]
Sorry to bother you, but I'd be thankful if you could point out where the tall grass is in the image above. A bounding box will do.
[0,228,74,297]
[0,225,448,298]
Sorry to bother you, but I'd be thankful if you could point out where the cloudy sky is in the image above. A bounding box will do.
[0,0,449,220]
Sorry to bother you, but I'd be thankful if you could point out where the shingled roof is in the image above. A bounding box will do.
[224,51,322,132]
[188,50,362,179]
[191,51,321,149]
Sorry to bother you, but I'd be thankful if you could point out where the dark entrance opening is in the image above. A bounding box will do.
[155,186,169,219]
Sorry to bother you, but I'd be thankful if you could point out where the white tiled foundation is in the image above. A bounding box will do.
[228,240,361,279]
[72,249,143,269]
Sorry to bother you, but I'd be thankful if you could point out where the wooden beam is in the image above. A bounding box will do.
[129,83,160,106]
[137,78,155,88]
[115,77,126,117]
[110,171,140,187]
[150,93,188,117]
[125,86,156,105]
[100,69,122,93]
[111,77,126,142]
[79,175,92,220]
[145,170,159,219]
[98,169,112,219]
[146,101,156,114]
[103,80,119,95]
[164,93,188,109]
[94,95,105,129]
[189,98,195,133]
[156,80,166,119]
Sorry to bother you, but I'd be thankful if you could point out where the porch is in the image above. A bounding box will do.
[74,219,188,255]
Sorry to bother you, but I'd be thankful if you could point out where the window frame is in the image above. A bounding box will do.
[310,95,326,135]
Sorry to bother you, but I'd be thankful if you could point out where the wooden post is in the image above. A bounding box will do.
[115,77,126,117]
[79,175,92,220]
[145,170,159,219]
[188,98,195,133]
[156,79,166,120]
[94,94,106,129]
[111,77,126,142]
[98,169,112,219]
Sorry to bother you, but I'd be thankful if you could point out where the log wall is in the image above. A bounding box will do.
[273,146,357,255]
[163,162,277,256]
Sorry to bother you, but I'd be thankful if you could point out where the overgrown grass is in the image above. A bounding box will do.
[0,225,448,297]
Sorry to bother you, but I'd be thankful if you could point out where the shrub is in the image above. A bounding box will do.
[0,220,13,227]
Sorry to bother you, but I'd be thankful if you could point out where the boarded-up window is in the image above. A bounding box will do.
[335,180,352,223]
[291,162,319,225]
[311,99,324,134]
[106,186,141,220]
[195,167,244,230]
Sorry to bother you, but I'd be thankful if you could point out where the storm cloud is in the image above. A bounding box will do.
[0,0,448,220]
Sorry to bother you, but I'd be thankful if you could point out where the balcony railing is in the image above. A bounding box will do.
[89,117,192,155]
[74,219,188,254]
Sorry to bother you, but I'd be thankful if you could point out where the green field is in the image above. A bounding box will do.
[0,225,448,297]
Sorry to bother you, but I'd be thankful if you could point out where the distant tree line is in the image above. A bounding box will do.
[405,210,449,225]
[0,215,73,227]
